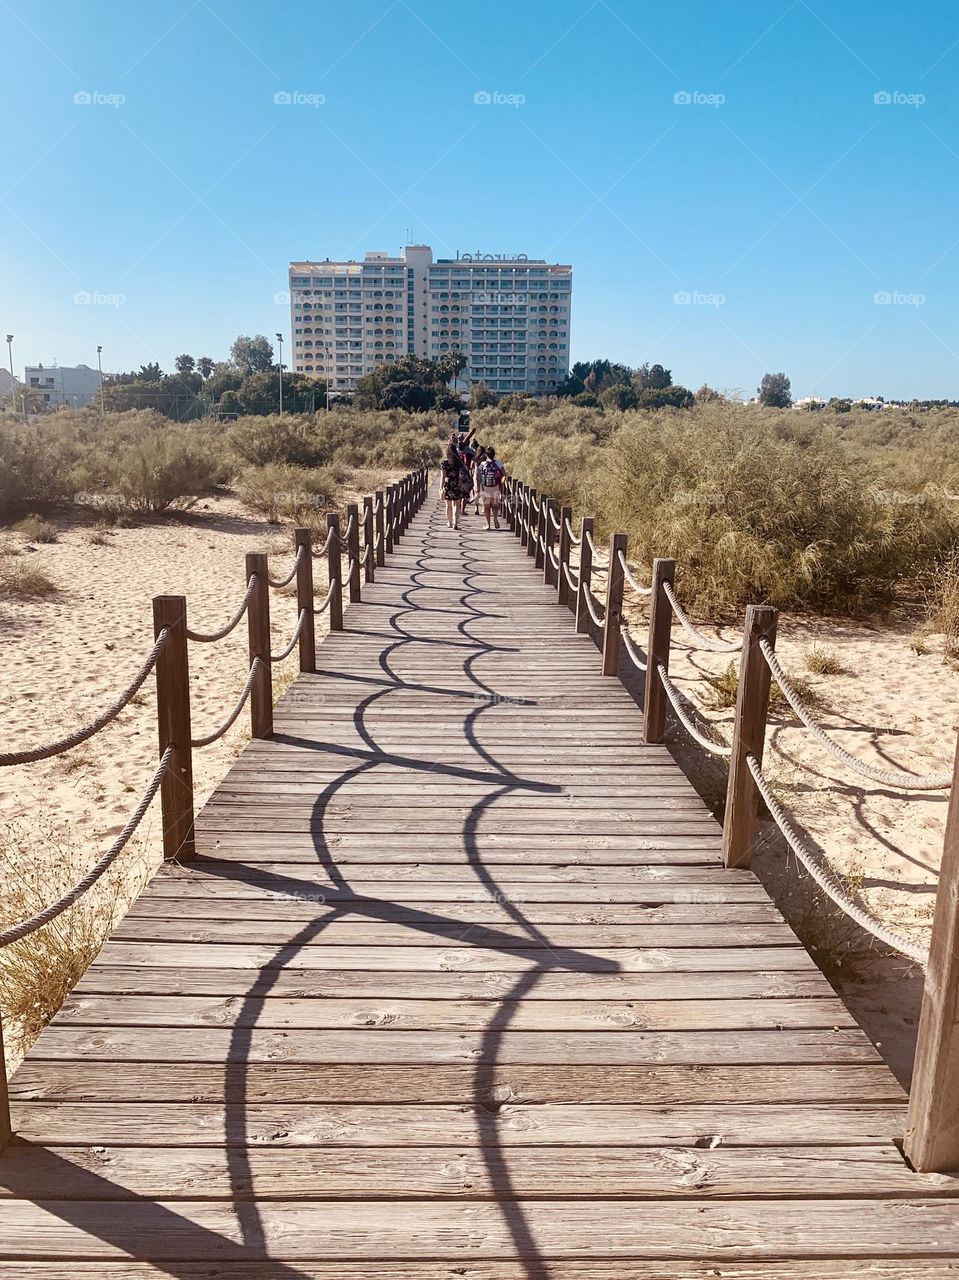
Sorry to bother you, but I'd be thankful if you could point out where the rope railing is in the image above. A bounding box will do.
[657,663,732,757]
[617,549,652,597]
[662,581,743,654]
[271,609,307,664]
[758,639,952,790]
[0,630,169,767]
[562,561,579,591]
[315,579,338,615]
[583,529,608,565]
[619,622,647,672]
[582,585,606,627]
[0,745,173,947]
[191,659,262,749]
[548,507,561,531]
[187,575,257,644]
[746,753,928,966]
[564,516,581,544]
[267,544,304,590]
[547,546,559,569]
[310,527,337,559]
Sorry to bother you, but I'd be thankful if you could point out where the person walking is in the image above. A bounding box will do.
[441,434,472,529]
[470,446,487,516]
[478,446,506,530]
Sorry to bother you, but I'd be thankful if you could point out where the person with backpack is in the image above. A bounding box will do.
[478,446,506,530]
[470,446,487,516]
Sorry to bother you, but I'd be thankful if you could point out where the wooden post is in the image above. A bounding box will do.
[506,480,517,533]
[906,732,959,1171]
[374,491,385,567]
[643,558,676,744]
[543,498,557,587]
[326,513,343,631]
[556,505,573,608]
[534,495,548,569]
[363,496,375,584]
[0,1006,12,1150]
[152,594,195,861]
[522,487,535,550]
[294,527,315,673]
[346,502,361,603]
[245,552,273,739]
[602,532,627,676]
[385,486,395,555]
[575,516,595,635]
[721,604,778,870]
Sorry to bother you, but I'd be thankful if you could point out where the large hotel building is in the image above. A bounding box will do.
[289,245,572,396]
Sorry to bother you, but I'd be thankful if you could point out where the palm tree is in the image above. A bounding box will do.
[197,356,215,380]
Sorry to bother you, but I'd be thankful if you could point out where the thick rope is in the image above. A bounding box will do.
[564,517,581,545]
[662,581,743,654]
[271,609,307,663]
[746,753,928,965]
[0,745,173,946]
[0,630,169,766]
[548,507,561,530]
[547,546,560,569]
[583,585,606,627]
[563,561,580,591]
[339,514,357,544]
[583,530,609,565]
[758,639,952,790]
[617,549,652,597]
[657,663,732,756]
[191,659,261,748]
[620,623,647,672]
[267,544,304,589]
[315,579,338,615]
[310,528,336,558]
[187,575,257,644]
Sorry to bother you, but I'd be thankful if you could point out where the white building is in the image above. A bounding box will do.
[24,363,102,408]
[289,245,572,396]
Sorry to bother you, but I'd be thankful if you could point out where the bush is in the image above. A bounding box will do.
[14,514,58,543]
[231,415,328,468]
[72,424,227,512]
[0,557,59,598]
[237,463,342,522]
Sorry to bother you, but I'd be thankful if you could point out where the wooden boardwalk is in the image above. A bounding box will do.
[3,484,959,1276]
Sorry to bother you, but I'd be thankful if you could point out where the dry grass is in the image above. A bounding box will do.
[700,659,821,714]
[87,524,113,547]
[803,645,845,675]
[14,514,59,543]
[0,818,155,1064]
[0,556,59,598]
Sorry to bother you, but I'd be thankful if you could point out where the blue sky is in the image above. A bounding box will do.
[2,0,958,398]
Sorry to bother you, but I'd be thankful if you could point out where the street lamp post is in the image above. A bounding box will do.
[5,334,14,415]
[276,333,283,415]
[325,343,332,411]
[96,345,105,415]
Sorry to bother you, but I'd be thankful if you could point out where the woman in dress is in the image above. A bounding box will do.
[440,435,472,529]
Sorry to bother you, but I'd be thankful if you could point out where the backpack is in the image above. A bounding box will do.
[480,458,503,488]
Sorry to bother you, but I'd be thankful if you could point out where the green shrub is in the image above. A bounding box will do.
[237,463,341,522]
[231,415,328,468]
[72,425,227,512]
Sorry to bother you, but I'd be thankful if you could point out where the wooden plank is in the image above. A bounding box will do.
[9,1265,959,1279]
[7,1198,959,1261]
[54,994,857,1032]
[8,1062,907,1104]
[8,1102,904,1146]
[90,940,824,972]
[0,1143,941,1201]
[21,1027,882,1065]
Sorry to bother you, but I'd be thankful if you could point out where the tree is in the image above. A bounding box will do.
[354,354,462,412]
[470,381,497,409]
[638,384,694,409]
[599,383,638,411]
[695,384,722,403]
[230,334,274,375]
[197,356,215,380]
[174,354,196,375]
[758,372,792,408]
[137,362,163,382]
[635,363,672,392]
